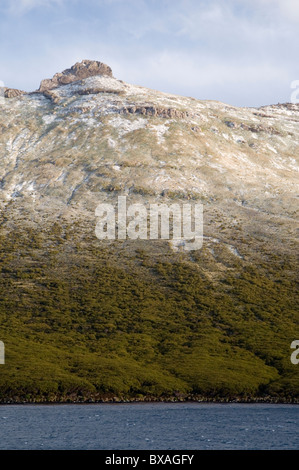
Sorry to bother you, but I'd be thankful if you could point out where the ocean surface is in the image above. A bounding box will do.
[0,403,298,450]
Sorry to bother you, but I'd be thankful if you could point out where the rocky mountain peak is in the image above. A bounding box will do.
[38,59,113,93]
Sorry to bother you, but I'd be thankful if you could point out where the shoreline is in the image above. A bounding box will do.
[0,396,298,405]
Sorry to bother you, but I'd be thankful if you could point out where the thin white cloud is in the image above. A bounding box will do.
[6,0,64,15]
[112,48,291,106]
[250,0,299,23]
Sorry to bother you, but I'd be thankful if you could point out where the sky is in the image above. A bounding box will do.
[0,0,298,107]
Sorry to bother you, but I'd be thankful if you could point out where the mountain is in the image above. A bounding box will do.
[0,60,298,402]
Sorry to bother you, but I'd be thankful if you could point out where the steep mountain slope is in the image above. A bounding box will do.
[0,61,298,402]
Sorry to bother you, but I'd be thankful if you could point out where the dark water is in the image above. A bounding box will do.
[0,403,298,450]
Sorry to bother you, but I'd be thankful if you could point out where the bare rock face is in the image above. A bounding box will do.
[42,89,61,104]
[121,105,192,118]
[38,60,113,93]
[4,88,25,98]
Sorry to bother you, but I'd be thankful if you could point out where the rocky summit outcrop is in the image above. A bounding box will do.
[38,59,113,93]
[4,88,25,98]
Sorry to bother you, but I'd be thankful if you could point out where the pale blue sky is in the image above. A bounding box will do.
[0,0,298,106]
